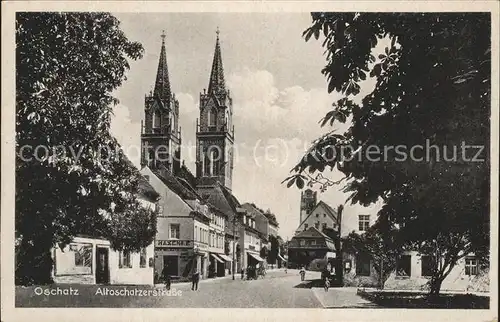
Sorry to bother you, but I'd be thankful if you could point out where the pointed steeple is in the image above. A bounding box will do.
[153,30,171,102]
[208,27,226,95]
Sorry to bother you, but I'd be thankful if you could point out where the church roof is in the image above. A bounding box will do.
[207,28,226,95]
[153,31,171,103]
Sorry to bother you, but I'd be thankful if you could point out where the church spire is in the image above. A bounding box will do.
[153,30,171,102]
[207,27,226,95]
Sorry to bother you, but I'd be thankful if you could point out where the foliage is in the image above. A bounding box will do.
[284,13,490,295]
[268,235,280,264]
[16,12,156,285]
[342,222,401,289]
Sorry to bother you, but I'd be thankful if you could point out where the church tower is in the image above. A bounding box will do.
[141,31,182,173]
[300,189,317,225]
[196,28,234,190]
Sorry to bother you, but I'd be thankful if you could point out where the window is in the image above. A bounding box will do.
[203,152,211,176]
[315,222,320,229]
[324,213,326,218]
[465,257,478,276]
[356,254,371,276]
[299,240,305,246]
[119,251,132,268]
[396,255,412,277]
[72,244,92,268]
[208,108,217,129]
[140,248,147,268]
[210,148,220,176]
[304,223,308,231]
[170,224,180,239]
[322,223,327,231]
[421,255,435,277]
[358,215,370,231]
[316,213,319,218]
[153,110,161,129]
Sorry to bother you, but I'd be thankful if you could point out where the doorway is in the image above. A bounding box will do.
[95,247,109,284]
[163,255,179,277]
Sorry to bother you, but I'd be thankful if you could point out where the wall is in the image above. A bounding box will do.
[111,243,154,285]
[52,236,104,284]
[53,236,154,285]
[342,251,489,292]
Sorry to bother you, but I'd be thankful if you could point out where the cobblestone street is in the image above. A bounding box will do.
[16,270,373,308]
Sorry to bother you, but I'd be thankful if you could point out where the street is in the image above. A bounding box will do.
[16,270,330,308]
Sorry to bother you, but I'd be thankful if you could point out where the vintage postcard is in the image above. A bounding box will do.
[1,1,498,321]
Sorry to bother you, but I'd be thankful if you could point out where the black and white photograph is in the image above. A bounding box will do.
[1,1,498,321]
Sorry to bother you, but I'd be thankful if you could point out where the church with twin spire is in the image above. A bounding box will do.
[139,29,249,281]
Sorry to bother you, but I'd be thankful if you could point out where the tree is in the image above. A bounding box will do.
[268,235,280,265]
[342,222,401,289]
[284,13,490,295]
[16,12,156,285]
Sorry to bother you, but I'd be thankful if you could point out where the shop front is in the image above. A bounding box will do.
[246,251,265,268]
[155,239,198,282]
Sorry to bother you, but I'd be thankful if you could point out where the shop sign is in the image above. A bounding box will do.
[156,240,193,248]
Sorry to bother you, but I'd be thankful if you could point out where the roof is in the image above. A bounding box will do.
[153,32,171,103]
[151,166,199,201]
[137,174,160,201]
[208,30,226,95]
[120,152,159,201]
[177,163,197,188]
[295,200,338,231]
[197,182,244,237]
[293,226,334,242]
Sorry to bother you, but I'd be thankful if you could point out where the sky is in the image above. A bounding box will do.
[110,13,382,240]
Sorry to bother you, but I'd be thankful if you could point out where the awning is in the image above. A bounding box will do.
[326,252,336,259]
[248,252,265,262]
[218,254,233,262]
[210,253,224,263]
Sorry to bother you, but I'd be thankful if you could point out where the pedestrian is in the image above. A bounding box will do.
[162,265,171,290]
[191,268,200,291]
[241,267,245,280]
[322,263,331,292]
[299,266,306,281]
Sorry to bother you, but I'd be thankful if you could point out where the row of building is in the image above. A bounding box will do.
[50,30,283,285]
[287,189,489,292]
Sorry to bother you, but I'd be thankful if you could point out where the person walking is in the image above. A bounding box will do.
[162,265,171,290]
[191,268,200,291]
[299,266,306,281]
[322,263,332,292]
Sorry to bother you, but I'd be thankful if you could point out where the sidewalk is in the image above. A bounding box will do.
[312,287,379,308]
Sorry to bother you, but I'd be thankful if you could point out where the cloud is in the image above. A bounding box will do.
[111,68,381,239]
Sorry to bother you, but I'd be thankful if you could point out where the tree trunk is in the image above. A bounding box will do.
[429,277,443,296]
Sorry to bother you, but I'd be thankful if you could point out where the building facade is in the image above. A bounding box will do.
[51,177,159,285]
